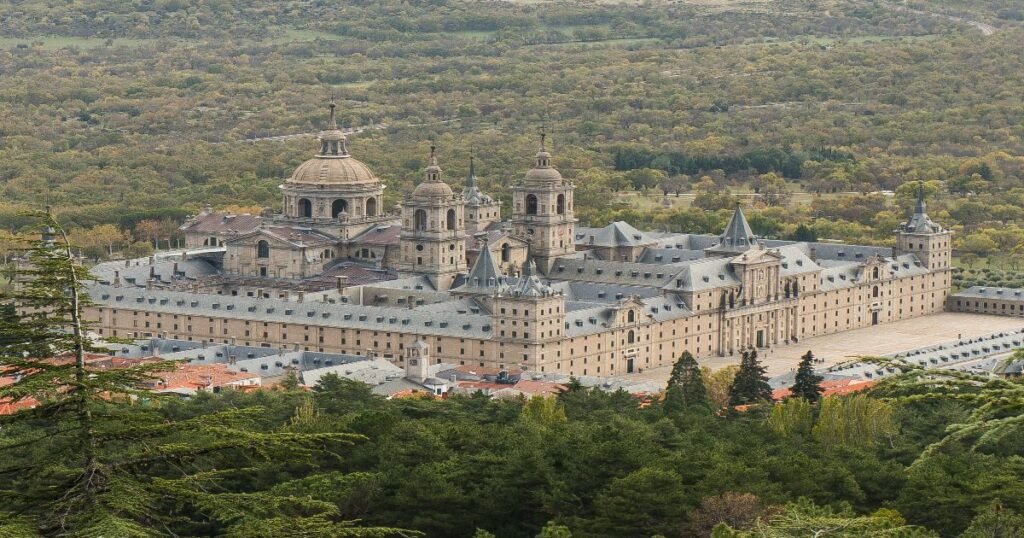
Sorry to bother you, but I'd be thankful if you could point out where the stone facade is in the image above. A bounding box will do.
[82,116,954,379]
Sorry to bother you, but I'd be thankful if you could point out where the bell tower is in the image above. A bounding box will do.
[895,182,952,271]
[399,146,467,290]
[511,131,576,274]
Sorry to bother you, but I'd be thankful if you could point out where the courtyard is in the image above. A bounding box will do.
[626,312,1024,382]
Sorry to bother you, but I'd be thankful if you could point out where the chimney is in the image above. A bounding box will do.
[336,275,348,292]
[182,251,189,260]
[125,259,131,268]
[809,246,817,262]
[148,256,155,266]
[297,291,304,303]
[146,279,154,290]
[228,355,236,365]
[113,270,121,286]
[322,294,329,303]
[172,262,179,276]
[408,295,416,309]
[256,288,263,299]
[149,266,156,279]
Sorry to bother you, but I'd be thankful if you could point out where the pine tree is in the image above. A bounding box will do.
[0,214,411,536]
[790,350,824,402]
[728,350,773,406]
[663,350,709,413]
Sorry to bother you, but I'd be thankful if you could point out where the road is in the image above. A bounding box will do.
[883,2,996,37]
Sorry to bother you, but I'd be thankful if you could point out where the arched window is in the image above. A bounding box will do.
[873,285,880,298]
[298,198,312,218]
[526,194,538,215]
[366,198,377,217]
[446,209,456,230]
[556,194,565,215]
[501,243,510,263]
[627,310,635,323]
[627,330,635,344]
[414,209,427,231]
[784,281,791,298]
[331,199,348,218]
[872,267,880,279]
[256,240,270,259]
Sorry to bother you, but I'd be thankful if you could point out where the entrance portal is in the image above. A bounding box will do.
[756,329,765,348]
[872,311,879,325]
[626,358,635,374]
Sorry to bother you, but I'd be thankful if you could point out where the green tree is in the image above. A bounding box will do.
[961,502,1024,538]
[0,215,406,536]
[767,397,814,437]
[790,351,824,402]
[728,351,772,406]
[664,350,710,413]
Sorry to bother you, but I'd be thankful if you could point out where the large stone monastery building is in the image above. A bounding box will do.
[84,105,953,377]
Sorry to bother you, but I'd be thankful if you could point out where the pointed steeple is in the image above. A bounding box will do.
[514,256,552,298]
[461,234,506,291]
[710,203,758,254]
[902,181,943,233]
[466,154,477,188]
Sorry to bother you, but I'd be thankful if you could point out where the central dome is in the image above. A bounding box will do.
[288,155,378,186]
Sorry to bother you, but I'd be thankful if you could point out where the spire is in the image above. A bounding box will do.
[318,100,348,157]
[915,180,926,215]
[461,233,506,291]
[708,202,758,254]
[466,154,477,188]
[328,100,338,130]
[902,181,943,233]
[534,127,551,169]
[425,145,441,182]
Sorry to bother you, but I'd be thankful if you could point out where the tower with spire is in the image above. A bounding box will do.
[489,255,566,371]
[511,130,577,274]
[462,154,501,232]
[399,146,467,290]
[895,181,951,271]
[705,203,759,257]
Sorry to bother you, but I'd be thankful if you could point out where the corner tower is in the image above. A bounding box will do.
[895,183,951,271]
[511,132,576,274]
[399,146,467,290]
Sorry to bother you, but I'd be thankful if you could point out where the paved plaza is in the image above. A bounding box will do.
[626,312,1024,383]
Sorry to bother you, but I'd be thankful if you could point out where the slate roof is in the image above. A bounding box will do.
[456,241,508,293]
[180,212,262,235]
[351,224,402,246]
[574,221,657,248]
[86,285,496,338]
[706,205,758,254]
[953,286,1024,301]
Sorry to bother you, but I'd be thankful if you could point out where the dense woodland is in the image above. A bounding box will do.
[1,0,1024,271]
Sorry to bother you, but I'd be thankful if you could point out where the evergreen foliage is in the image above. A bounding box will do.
[790,351,824,403]
[0,216,411,537]
[664,350,709,413]
[728,350,772,406]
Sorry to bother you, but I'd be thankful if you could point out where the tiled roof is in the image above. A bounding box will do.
[181,212,262,235]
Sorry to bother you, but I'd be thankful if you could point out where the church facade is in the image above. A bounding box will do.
[87,106,953,377]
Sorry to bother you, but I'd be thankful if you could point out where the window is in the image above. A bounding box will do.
[446,209,456,230]
[298,198,312,218]
[627,330,635,344]
[526,194,538,215]
[627,310,635,323]
[256,240,270,259]
[332,199,348,218]
[414,209,427,231]
[501,243,510,263]
[366,198,377,217]
[873,285,879,298]
[556,194,565,214]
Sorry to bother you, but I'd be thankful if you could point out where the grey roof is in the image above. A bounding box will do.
[901,186,944,234]
[666,258,740,291]
[761,240,891,263]
[573,221,657,248]
[86,284,496,339]
[180,212,262,236]
[511,258,554,298]
[706,205,758,254]
[92,256,220,287]
[462,156,495,206]
[635,248,705,265]
[456,240,508,293]
[549,258,679,288]
[952,286,1024,301]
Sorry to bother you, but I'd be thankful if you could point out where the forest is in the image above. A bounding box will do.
[1,0,1024,273]
[1,231,1023,537]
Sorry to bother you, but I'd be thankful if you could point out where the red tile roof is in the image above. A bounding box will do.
[772,379,877,401]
